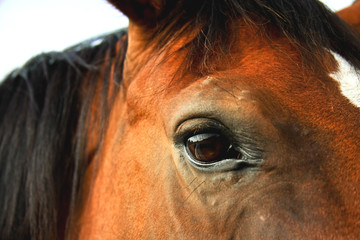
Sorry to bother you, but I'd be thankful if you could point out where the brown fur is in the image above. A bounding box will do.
[337,1,360,33]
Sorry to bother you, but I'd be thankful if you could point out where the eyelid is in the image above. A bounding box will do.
[174,118,234,145]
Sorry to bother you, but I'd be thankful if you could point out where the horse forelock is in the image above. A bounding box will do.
[138,0,360,75]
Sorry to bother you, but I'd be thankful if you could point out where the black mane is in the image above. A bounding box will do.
[1,0,360,239]
[0,29,127,239]
[146,0,360,73]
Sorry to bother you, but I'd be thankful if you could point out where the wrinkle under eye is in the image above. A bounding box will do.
[186,133,242,164]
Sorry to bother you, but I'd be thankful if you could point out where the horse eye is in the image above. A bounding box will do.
[185,133,241,164]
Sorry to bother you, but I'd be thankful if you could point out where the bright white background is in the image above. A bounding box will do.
[0,0,354,80]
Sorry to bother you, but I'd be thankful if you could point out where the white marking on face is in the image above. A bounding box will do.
[330,52,360,108]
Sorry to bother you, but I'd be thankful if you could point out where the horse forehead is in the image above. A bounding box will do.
[124,24,336,123]
[127,39,295,98]
[124,48,296,124]
[126,21,289,90]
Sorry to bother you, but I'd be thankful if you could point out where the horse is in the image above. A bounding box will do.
[1,0,360,239]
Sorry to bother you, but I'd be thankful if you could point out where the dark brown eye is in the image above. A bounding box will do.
[186,133,240,163]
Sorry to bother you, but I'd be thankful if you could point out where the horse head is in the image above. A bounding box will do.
[75,0,360,238]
